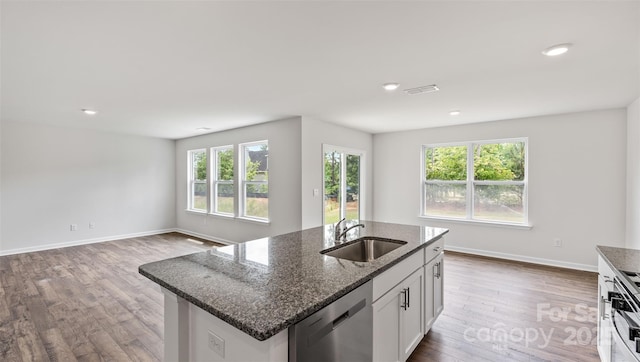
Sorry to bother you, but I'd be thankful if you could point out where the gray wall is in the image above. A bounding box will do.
[627,97,640,250]
[1,121,176,254]
[372,109,627,269]
[175,117,302,243]
[300,117,373,229]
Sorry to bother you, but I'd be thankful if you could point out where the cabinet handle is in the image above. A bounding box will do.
[433,246,441,252]
[600,296,611,320]
[400,289,407,310]
[407,287,410,309]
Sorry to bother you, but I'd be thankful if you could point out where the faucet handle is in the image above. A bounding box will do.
[334,218,346,240]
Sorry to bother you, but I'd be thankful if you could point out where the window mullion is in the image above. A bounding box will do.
[340,152,347,220]
[467,143,474,220]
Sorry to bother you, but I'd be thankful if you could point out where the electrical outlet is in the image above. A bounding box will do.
[70,224,78,231]
[553,238,562,247]
[89,222,96,229]
[208,330,224,357]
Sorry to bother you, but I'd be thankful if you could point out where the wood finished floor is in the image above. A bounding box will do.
[0,234,599,361]
[409,252,599,362]
[0,233,220,362]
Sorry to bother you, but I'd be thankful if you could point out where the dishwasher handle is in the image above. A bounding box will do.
[308,298,367,344]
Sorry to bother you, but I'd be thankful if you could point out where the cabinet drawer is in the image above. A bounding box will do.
[597,255,615,282]
[373,252,423,303]
[424,238,444,263]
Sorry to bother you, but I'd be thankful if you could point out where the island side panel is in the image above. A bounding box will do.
[188,300,288,362]
[163,288,190,361]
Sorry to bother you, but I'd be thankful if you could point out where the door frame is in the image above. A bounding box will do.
[321,144,366,226]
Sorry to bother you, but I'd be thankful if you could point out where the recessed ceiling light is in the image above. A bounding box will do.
[81,109,97,115]
[449,110,461,116]
[382,83,400,91]
[196,127,211,131]
[542,43,572,56]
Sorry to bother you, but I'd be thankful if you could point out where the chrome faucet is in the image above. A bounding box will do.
[334,218,346,241]
[337,223,365,242]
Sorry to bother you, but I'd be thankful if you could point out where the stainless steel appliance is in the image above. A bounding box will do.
[609,271,640,362]
[289,280,372,362]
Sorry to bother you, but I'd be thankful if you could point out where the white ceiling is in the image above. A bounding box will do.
[2,1,639,140]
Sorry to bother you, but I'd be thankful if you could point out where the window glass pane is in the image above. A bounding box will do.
[193,182,207,210]
[217,148,234,181]
[190,150,207,211]
[425,183,466,218]
[245,183,268,218]
[474,142,525,181]
[244,143,268,182]
[324,151,342,224]
[216,183,234,214]
[474,184,524,222]
[425,146,467,181]
[346,154,360,221]
[241,141,268,220]
[192,150,207,181]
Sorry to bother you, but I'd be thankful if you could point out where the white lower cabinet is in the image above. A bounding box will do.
[372,238,445,362]
[424,253,443,332]
[373,267,424,362]
[597,256,614,362]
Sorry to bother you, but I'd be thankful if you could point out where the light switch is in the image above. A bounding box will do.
[313,189,319,197]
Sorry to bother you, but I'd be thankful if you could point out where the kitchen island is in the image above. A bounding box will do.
[139,221,448,361]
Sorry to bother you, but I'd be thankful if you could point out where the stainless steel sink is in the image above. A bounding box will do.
[321,237,407,262]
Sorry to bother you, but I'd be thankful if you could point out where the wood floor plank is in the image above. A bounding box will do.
[41,328,78,362]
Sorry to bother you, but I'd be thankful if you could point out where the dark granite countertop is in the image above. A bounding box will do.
[596,245,640,296]
[139,221,448,341]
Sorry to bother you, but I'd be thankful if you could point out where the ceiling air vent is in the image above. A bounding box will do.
[403,84,440,95]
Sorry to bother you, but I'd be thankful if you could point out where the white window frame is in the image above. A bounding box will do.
[421,138,529,227]
[210,145,234,216]
[321,144,366,226]
[239,140,269,222]
[187,148,208,213]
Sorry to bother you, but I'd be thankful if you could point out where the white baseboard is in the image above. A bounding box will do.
[444,245,597,272]
[173,228,235,245]
[0,228,176,256]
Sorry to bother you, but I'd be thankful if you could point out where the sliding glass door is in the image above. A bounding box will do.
[323,145,364,225]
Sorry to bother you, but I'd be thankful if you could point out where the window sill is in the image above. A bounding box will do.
[237,216,270,225]
[209,212,234,219]
[419,215,533,230]
[184,210,270,225]
[185,209,207,215]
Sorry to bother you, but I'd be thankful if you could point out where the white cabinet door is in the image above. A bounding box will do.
[424,256,436,332]
[424,253,444,334]
[373,267,425,362]
[597,273,613,362]
[401,268,424,361]
[373,282,403,362]
[433,254,444,319]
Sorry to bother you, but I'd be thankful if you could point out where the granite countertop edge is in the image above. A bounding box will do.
[140,227,448,341]
[595,245,640,282]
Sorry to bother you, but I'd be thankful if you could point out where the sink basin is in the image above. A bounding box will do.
[321,237,407,262]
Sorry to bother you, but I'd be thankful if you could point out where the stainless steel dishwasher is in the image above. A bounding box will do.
[289,280,373,362]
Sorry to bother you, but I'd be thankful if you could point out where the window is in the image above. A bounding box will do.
[240,141,269,221]
[422,139,527,224]
[323,145,364,225]
[211,146,234,215]
[188,149,207,212]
